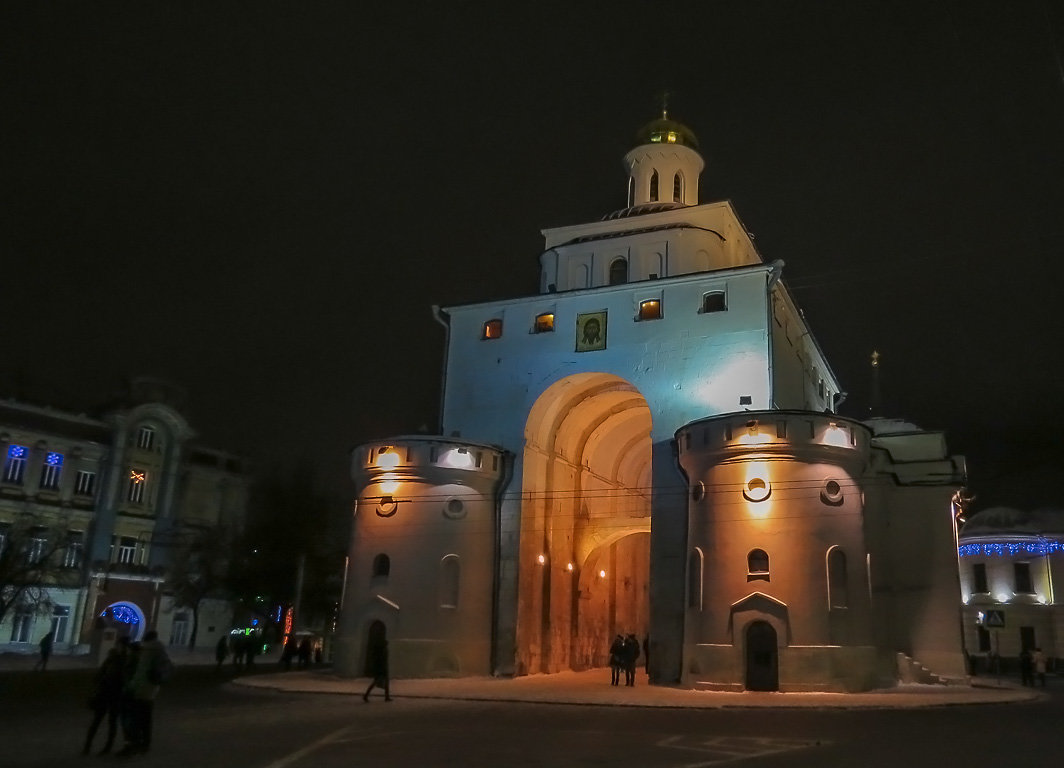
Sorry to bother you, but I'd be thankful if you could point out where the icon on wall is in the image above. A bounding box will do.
[575,311,607,352]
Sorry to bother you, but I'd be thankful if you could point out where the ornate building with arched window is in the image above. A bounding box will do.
[336,114,967,691]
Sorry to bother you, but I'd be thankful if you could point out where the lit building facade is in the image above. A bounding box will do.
[336,116,968,690]
[0,379,249,654]
[958,507,1063,664]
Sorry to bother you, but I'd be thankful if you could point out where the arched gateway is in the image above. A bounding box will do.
[516,373,652,674]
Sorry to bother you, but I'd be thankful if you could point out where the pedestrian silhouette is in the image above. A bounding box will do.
[623,634,640,687]
[298,637,312,669]
[362,632,391,702]
[1020,649,1034,686]
[215,635,229,672]
[116,630,172,755]
[1033,648,1047,687]
[608,634,624,686]
[35,629,55,671]
[83,638,128,754]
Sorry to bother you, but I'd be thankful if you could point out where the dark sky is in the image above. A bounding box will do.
[3,1,1062,510]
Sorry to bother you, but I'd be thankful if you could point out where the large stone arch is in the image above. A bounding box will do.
[516,373,652,674]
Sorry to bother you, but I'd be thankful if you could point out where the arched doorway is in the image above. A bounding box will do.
[98,602,145,641]
[745,621,778,691]
[517,373,652,675]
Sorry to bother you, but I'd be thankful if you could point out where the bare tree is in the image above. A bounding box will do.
[0,514,80,629]
[166,523,234,648]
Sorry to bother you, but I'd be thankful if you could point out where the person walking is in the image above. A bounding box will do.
[623,634,640,687]
[116,631,172,755]
[1020,649,1034,687]
[608,634,624,686]
[1033,648,1047,687]
[297,637,312,669]
[362,636,391,702]
[215,634,229,672]
[83,639,128,755]
[34,629,55,671]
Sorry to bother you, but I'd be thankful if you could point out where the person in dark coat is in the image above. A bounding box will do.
[83,639,128,754]
[215,635,229,672]
[35,629,55,671]
[608,634,624,686]
[1020,650,1034,686]
[623,634,640,687]
[280,638,297,671]
[362,638,391,702]
[642,635,650,675]
[297,637,312,669]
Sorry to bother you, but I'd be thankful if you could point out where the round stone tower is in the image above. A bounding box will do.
[334,437,508,679]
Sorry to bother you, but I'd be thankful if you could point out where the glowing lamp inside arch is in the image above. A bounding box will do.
[376,449,400,470]
[440,447,474,469]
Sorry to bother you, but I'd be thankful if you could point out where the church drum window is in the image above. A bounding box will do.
[609,258,628,286]
[827,546,848,608]
[649,170,659,202]
[440,555,460,608]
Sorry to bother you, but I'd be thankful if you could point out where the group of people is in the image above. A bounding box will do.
[215,632,263,671]
[279,636,319,670]
[83,630,173,756]
[1020,647,1048,687]
[608,633,645,687]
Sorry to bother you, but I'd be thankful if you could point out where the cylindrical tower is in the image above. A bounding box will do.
[676,410,877,691]
[623,112,704,208]
[334,437,507,678]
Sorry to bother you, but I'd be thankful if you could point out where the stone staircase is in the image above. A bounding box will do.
[895,652,961,685]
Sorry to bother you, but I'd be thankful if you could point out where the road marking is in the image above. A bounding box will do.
[261,723,366,765]
[658,734,827,767]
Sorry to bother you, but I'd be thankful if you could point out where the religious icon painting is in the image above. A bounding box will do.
[575,310,607,352]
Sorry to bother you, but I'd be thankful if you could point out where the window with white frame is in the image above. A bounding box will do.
[51,605,71,643]
[74,470,96,497]
[63,530,84,569]
[3,444,28,484]
[137,426,156,450]
[116,536,138,565]
[39,452,64,490]
[26,528,48,565]
[127,469,147,504]
[9,606,33,642]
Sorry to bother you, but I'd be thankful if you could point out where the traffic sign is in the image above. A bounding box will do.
[984,609,1005,628]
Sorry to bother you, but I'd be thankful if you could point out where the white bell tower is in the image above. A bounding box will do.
[623,110,704,208]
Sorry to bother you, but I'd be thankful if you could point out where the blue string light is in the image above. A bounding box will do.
[7,444,27,458]
[45,452,63,466]
[959,540,1064,557]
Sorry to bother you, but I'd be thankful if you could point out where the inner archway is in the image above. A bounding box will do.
[517,373,652,675]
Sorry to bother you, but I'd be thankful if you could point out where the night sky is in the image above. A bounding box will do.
[4,2,1063,510]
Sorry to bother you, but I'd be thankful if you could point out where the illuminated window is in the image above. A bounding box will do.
[701,291,727,313]
[972,563,988,593]
[688,548,704,609]
[372,553,390,578]
[74,470,96,497]
[638,299,662,321]
[3,444,28,484]
[649,170,659,202]
[137,426,155,450]
[39,452,63,490]
[440,555,460,608]
[747,549,770,581]
[827,547,848,608]
[673,172,683,202]
[482,319,503,340]
[1014,562,1033,594]
[534,313,555,333]
[127,469,147,504]
[609,258,628,286]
